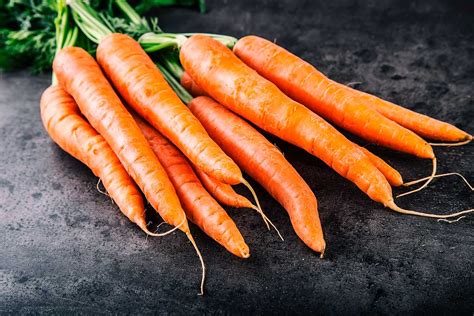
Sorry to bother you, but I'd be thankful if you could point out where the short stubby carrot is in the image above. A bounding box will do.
[40,85,156,235]
[233,35,435,159]
[342,83,472,143]
[189,96,326,254]
[53,46,188,232]
[356,145,403,187]
[180,35,393,207]
[193,167,256,210]
[133,113,250,258]
[96,33,242,185]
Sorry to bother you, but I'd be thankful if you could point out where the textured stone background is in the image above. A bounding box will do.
[1,0,473,314]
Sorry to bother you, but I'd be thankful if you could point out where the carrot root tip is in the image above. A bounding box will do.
[186,232,206,296]
[397,157,437,198]
[386,200,474,220]
[429,136,472,147]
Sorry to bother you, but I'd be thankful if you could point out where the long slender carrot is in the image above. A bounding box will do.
[189,96,325,254]
[181,70,404,187]
[132,112,250,258]
[233,35,435,159]
[40,85,163,236]
[180,35,474,219]
[95,33,242,185]
[193,167,256,210]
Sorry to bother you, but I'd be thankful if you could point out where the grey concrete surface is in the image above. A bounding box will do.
[1,0,473,314]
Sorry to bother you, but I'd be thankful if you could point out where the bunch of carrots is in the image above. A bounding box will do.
[28,0,473,294]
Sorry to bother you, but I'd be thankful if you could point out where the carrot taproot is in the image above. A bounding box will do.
[233,35,435,159]
[356,145,403,187]
[189,96,325,254]
[180,35,474,220]
[53,47,206,294]
[132,112,250,258]
[40,85,167,236]
[95,33,242,185]
[193,167,256,210]
[181,69,404,187]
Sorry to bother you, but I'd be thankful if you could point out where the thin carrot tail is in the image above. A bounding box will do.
[138,217,186,237]
[250,205,284,241]
[402,172,473,191]
[186,232,206,296]
[429,135,472,147]
[240,178,270,230]
[386,200,473,220]
[396,158,437,198]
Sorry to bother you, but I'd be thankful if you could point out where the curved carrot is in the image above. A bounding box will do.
[53,46,188,231]
[40,85,159,235]
[356,146,403,187]
[344,84,472,143]
[180,35,392,206]
[96,33,242,185]
[233,35,435,159]
[181,71,209,97]
[193,167,256,210]
[133,113,250,258]
[189,96,325,254]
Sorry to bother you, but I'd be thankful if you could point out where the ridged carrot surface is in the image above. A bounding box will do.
[233,35,435,159]
[133,113,250,258]
[96,33,242,185]
[40,85,150,233]
[180,35,392,206]
[189,96,325,254]
[53,46,188,232]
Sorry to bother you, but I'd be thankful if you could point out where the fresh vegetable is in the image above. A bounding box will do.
[133,112,250,258]
[233,36,438,159]
[180,35,473,219]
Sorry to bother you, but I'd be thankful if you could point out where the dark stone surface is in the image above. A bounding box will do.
[1,0,473,314]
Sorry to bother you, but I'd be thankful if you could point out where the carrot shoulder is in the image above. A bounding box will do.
[53,46,188,232]
[95,33,242,185]
[133,113,250,258]
[233,35,435,159]
[180,35,393,207]
[189,96,325,254]
[40,85,150,234]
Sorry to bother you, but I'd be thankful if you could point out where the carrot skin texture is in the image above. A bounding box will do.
[343,84,472,142]
[356,146,403,187]
[40,85,148,231]
[181,35,393,205]
[193,167,255,209]
[189,96,325,253]
[181,72,209,97]
[96,33,242,185]
[133,114,250,258]
[233,35,434,159]
[53,47,188,232]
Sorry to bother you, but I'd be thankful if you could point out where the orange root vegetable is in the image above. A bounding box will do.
[133,113,250,258]
[181,72,209,97]
[96,33,242,185]
[233,35,435,159]
[189,96,325,254]
[356,146,403,187]
[40,85,162,236]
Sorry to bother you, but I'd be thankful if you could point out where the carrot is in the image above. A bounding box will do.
[356,145,403,187]
[53,47,205,294]
[343,84,472,144]
[188,96,325,253]
[233,35,435,159]
[193,167,256,210]
[182,70,404,187]
[132,112,250,258]
[40,85,165,236]
[180,35,474,220]
[95,33,242,185]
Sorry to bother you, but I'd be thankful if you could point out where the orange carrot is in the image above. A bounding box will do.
[189,96,325,254]
[133,113,250,258]
[96,33,242,185]
[193,167,256,210]
[343,84,472,144]
[181,71,404,187]
[180,35,474,220]
[40,85,163,236]
[356,146,403,187]
[233,35,436,159]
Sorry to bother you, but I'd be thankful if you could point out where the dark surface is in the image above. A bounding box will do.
[1,0,473,314]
